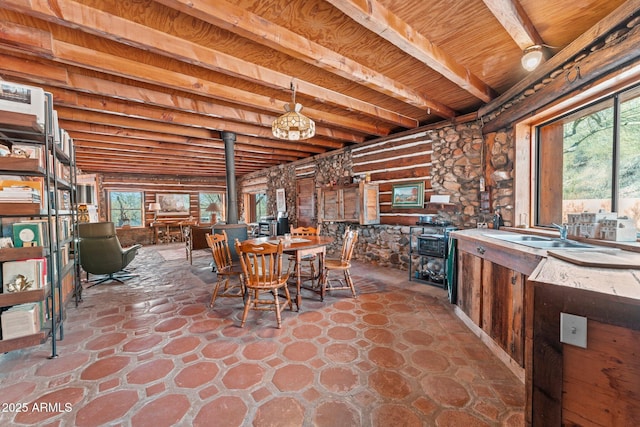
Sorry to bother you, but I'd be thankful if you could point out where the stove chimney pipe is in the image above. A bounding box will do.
[221,131,238,224]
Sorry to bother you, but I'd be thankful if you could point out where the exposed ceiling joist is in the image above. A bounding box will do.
[0,0,628,177]
[327,0,497,102]
[153,0,457,119]
[482,0,544,49]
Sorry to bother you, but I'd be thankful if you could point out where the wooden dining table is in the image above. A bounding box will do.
[241,235,334,310]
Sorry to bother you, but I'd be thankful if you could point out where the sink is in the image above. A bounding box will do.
[483,234,551,243]
[484,233,596,250]
[523,240,594,249]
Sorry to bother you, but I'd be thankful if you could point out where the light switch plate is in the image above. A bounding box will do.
[560,312,587,348]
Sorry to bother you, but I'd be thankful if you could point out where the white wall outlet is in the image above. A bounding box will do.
[560,312,587,348]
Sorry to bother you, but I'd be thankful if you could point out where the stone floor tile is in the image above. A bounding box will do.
[253,397,304,427]
[14,387,83,425]
[327,325,358,340]
[324,343,358,363]
[221,363,263,389]
[314,400,360,427]
[368,347,405,368]
[435,410,492,427]
[282,341,317,362]
[241,341,278,360]
[173,362,219,388]
[368,369,412,399]
[80,356,130,381]
[34,353,91,377]
[74,390,138,426]
[0,244,525,426]
[371,403,423,427]
[129,394,190,427]
[154,317,188,332]
[126,359,174,384]
[410,349,449,372]
[319,366,358,393]
[162,336,201,355]
[421,376,470,407]
[122,335,163,353]
[193,396,248,427]
[272,364,314,391]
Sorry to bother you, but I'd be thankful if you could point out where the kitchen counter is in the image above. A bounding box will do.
[451,228,640,425]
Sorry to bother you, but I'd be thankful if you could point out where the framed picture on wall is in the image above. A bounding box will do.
[156,193,190,216]
[276,188,286,212]
[391,182,424,208]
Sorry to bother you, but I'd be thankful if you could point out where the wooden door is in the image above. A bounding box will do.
[296,177,315,227]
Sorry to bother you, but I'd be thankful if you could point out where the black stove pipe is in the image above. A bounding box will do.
[221,131,238,224]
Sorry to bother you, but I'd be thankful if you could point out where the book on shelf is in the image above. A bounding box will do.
[8,144,45,168]
[16,219,50,247]
[12,221,47,247]
[0,81,47,132]
[0,178,43,204]
[1,303,41,340]
[60,244,69,267]
[2,258,47,293]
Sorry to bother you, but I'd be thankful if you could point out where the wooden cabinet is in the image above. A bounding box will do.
[456,234,542,368]
[317,182,379,225]
[526,258,640,426]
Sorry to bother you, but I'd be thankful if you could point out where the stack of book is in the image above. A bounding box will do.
[0,186,40,203]
[1,304,41,340]
[2,258,47,292]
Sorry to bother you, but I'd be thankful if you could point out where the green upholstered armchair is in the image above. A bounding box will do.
[78,222,142,286]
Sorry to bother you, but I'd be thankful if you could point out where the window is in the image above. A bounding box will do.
[109,191,143,227]
[199,192,225,223]
[536,84,640,230]
[245,192,267,222]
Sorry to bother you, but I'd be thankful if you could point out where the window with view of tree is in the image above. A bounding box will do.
[109,191,143,227]
[536,84,640,231]
[199,192,225,223]
[245,192,267,222]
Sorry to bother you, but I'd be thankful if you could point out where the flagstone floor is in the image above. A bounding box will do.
[0,243,525,426]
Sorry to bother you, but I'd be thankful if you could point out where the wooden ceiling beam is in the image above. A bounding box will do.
[55,107,344,153]
[59,121,329,155]
[0,16,52,55]
[52,91,347,150]
[0,54,363,143]
[1,0,419,129]
[70,132,301,162]
[48,40,386,138]
[154,0,456,118]
[74,160,240,177]
[327,0,497,103]
[482,0,544,49]
[74,147,278,169]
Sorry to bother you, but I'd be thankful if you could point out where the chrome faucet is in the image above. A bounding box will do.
[551,223,568,240]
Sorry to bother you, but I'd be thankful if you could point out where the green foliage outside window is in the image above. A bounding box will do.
[109,191,143,227]
[255,193,267,221]
[538,84,640,229]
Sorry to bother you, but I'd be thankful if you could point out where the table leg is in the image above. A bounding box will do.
[295,253,302,311]
[318,250,326,301]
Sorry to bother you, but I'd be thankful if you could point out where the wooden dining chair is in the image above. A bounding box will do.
[235,239,292,329]
[320,228,359,299]
[205,231,244,307]
[289,225,321,287]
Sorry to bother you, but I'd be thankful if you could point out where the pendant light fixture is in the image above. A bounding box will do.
[272,81,315,141]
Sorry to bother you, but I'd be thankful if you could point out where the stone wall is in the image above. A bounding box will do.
[238,119,515,275]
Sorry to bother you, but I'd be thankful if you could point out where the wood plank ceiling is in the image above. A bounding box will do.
[0,0,628,177]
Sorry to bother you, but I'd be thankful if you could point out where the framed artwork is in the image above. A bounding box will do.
[276,188,286,212]
[392,182,424,208]
[156,193,190,216]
